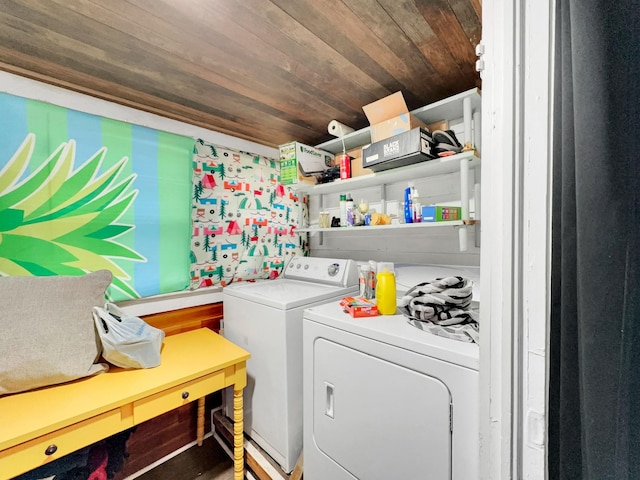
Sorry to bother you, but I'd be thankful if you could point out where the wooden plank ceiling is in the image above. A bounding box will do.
[0,0,482,149]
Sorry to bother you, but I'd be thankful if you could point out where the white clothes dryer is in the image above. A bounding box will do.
[223,256,359,473]
[303,264,480,480]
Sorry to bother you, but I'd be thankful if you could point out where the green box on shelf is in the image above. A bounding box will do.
[279,141,334,186]
[421,205,462,222]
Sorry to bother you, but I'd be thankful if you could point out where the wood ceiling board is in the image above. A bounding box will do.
[124,0,357,120]
[269,0,430,103]
[204,0,383,115]
[377,0,471,91]
[47,0,351,130]
[341,0,450,94]
[0,0,482,149]
[415,0,479,78]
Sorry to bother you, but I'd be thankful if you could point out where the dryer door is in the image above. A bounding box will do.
[312,338,452,480]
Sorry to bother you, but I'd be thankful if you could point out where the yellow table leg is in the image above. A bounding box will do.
[197,397,205,446]
[233,388,244,479]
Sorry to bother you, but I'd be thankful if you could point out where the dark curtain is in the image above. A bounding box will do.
[549,1,640,479]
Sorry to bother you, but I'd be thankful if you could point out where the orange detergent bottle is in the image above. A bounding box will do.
[375,262,397,315]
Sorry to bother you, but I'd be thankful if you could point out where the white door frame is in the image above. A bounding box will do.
[479,0,554,479]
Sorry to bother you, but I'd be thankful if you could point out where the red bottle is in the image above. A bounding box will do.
[339,154,351,180]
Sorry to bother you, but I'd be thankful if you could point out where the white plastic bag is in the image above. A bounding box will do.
[92,302,165,369]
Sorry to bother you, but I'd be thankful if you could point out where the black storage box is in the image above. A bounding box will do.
[362,127,437,172]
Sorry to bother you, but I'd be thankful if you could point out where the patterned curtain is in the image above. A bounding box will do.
[190,139,308,287]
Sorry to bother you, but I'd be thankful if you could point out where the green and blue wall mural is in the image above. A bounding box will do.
[0,93,194,301]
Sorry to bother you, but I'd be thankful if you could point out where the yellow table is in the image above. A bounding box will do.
[0,328,249,480]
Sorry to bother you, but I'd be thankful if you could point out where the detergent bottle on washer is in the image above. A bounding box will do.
[375,262,397,315]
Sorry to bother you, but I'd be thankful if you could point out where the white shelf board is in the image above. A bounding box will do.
[411,88,481,125]
[316,128,373,155]
[298,220,465,234]
[315,88,481,154]
[294,151,480,195]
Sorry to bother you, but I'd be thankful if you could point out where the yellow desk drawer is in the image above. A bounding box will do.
[0,407,131,480]
[134,370,226,424]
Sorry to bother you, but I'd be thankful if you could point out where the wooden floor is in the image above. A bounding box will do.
[132,435,234,480]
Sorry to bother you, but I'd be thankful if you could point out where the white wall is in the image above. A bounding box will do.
[307,169,481,266]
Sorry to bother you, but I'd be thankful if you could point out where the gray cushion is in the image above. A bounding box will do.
[0,270,113,395]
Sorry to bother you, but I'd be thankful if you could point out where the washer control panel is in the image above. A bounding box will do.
[283,257,359,287]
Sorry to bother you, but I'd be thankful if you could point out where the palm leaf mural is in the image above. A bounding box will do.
[0,133,145,299]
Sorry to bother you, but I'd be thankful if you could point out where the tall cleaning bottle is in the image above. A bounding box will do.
[403,183,414,224]
[359,264,373,299]
[345,194,355,227]
[368,260,377,299]
[339,194,347,227]
[411,184,422,222]
[375,262,397,315]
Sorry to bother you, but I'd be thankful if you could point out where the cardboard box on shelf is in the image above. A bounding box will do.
[279,141,334,185]
[351,158,374,178]
[345,146,362,163]
[421,205,462,222]
[345,146,374,178]
[427,119,449,132]
[362,127,437,172]
[362,91,428,142]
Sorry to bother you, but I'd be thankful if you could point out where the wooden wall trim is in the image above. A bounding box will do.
[141,302,223,335]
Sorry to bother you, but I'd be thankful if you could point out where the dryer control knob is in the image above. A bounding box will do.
[328,263,340,276]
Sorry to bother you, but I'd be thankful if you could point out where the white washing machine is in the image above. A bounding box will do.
[223,256,359,473]
[303,264,480,480]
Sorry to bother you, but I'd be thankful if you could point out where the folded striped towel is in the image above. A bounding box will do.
[398,276,479,343]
